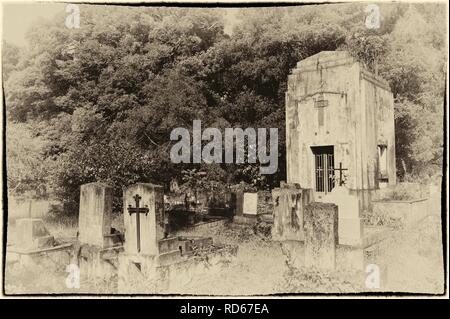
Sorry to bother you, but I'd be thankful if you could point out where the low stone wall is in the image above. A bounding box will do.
[371,198,429,226]
[157,245,238,293]
[118,245,238,293]
[180,218,228,234]
[372,182,430,201]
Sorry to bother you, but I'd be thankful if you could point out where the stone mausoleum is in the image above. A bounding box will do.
[286,51,396,212]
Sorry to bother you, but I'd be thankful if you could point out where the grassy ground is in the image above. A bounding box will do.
[4,208,445,295]
[367,214,444,293]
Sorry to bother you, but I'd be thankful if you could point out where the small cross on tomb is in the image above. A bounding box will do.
[334,162,348,186]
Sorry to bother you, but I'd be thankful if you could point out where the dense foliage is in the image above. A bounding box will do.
[3,4,446,212]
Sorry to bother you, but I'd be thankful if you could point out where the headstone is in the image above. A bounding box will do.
[78,182,114,248]
[243,193,258,215]
[234,190,244,216]
[322,186,363,246]
[16,218,54,251]
[304,202,338,270]
[123,183,165,255]
[272,183,313,241]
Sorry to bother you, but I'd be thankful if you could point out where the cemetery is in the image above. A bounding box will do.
[5,51,444,294]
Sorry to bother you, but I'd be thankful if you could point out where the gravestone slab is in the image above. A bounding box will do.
[78,182,114,248]
[243,193,258,215]
[16,218,54,251]
[322,186,363,246]
[304,202,338,270]
[123,183,165,256]
[272,183,313,241]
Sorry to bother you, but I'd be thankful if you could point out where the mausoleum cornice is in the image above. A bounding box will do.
[360,68,392,92]
[289,51,393,93]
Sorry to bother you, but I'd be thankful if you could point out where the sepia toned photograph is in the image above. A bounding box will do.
[0,0,448,299]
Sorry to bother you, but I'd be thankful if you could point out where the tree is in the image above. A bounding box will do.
[4,3,446,212]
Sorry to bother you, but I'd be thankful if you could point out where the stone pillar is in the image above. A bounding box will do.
[118,254,158,293]
[123,183,164,256]
[272,183,313,241]
[304,202,338,270]
[234,191,244,216]
[321,186,363,246]
[78,182,113,248]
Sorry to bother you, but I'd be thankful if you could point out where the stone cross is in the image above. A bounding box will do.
[127,194,149,253]
[123,183,164,256]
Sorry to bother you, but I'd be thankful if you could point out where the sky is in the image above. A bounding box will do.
[2,2,66,46]
[1,2,240,46]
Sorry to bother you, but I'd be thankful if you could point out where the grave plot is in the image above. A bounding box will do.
[271,182,382,272]
[270,179,442,292]
[369,182,432,228]
[118,183,238,294]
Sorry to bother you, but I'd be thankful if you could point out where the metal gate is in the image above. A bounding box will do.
[312,146,335,194]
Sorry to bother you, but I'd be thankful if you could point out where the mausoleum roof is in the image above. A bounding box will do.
[293,50,391,91]
[296,51,354,69]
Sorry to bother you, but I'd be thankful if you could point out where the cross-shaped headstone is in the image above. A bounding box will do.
[334,162,348,186]
[127,194,149,253]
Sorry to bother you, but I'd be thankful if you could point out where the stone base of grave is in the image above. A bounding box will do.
[304,202,338,270]
[233,214,258,225]
[7,218,72,269]
[7,243,73,269]
[78,244,124,280]
[118,244,238,294]
[158,244,238,293]
[118,253,159,293]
